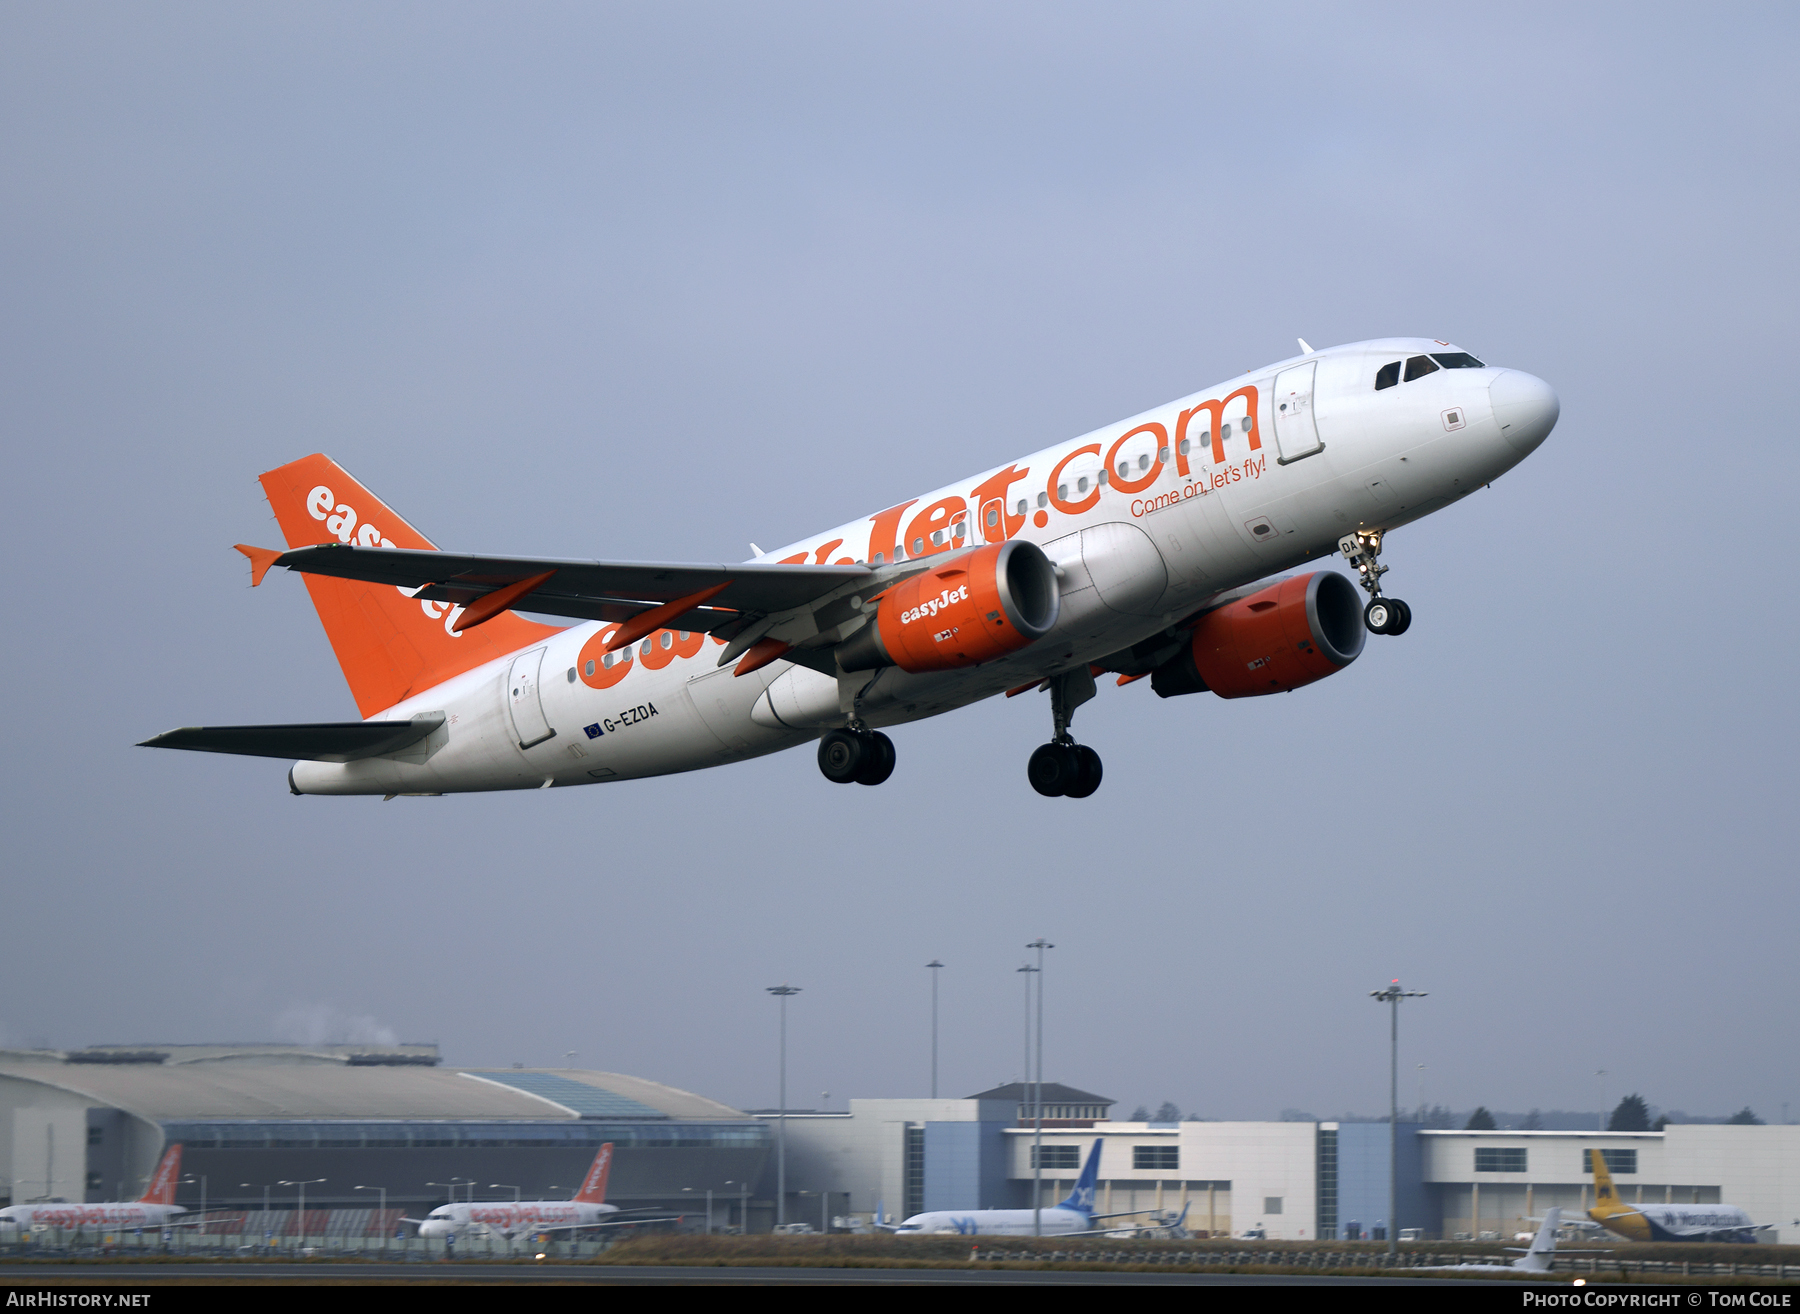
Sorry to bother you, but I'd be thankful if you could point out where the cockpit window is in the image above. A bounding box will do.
[1374,361,1401,391]
[1430,352,1485,369]
[1403,355,1439,382]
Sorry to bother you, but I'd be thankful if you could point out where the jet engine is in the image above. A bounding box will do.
[1151,571,1364,698]
[837,540,1060,673]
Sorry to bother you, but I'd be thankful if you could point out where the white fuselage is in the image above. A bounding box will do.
[896,1206,1092,1237]
[416,1199,618,1238]
[0,1203,187,1232]
[1596,1204,1762,1243]
[289,339,1556,796]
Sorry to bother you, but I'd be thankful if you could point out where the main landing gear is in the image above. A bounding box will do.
[1028,741,1102,798]
[1028,666,1103,798]
[1339,529,1412,636]
[817,726,896,786]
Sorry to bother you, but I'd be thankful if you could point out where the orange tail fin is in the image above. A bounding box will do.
[140,1143,182,1205]
[258,455,564,717]
[572,1143,614,1204]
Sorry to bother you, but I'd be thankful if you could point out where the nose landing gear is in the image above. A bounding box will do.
[817,726,897,786]
[1028,665,1103,798]
[1339,530,1412,635]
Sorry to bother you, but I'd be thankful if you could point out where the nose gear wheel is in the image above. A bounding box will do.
[1339,529,1412,636]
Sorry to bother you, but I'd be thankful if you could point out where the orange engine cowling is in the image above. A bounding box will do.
[837,540,1061,673]
[1154,571,1365,698]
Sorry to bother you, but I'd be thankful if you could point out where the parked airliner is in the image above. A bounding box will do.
[143,339,1558,797]
[414,1143,617,1239]
[893,1139,1171,1236]
[1587,1151,1771,1243]
[0,1144,185,1234]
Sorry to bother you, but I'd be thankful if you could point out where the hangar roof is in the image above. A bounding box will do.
[0,1051,746,1123]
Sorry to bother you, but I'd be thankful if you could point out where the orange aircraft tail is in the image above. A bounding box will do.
[252,455,563,718]
[140,1143,182,1205]
[572,1143,614,1204]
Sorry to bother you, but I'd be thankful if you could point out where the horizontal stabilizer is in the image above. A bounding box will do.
[139,714,444,762]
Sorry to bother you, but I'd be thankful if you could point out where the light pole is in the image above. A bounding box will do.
[240,1183,274,1248]
[180,1174,207,1242]
[1016,964,1036,1084]
[280,1178,326,1251]
[1027,937,1053,1237]
[491,1183,522,1202]
[354,1185,388,1251]
[1370,980,1426,1258]
[565,1051,577,1069]
[926,960,944,1098]
[767,983,801,1229]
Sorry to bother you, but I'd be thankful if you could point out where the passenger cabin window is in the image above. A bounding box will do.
[1403,355,1440,382]
[1375,361,1401,391]
[1430,352,1485,369]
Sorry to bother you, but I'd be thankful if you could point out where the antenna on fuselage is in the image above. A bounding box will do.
[1297,338,1314,354]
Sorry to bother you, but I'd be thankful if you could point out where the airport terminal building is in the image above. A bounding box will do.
[752,1087,1800,1241]
[0,1044,769,1231]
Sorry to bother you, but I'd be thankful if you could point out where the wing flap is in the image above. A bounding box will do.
[139,714,445,762]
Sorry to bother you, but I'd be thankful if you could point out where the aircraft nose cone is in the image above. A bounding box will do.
[1489,370,1559,455]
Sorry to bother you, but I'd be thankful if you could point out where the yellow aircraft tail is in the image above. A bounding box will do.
[1587,1148,1653,1240]
[1590,1149,1630,1215]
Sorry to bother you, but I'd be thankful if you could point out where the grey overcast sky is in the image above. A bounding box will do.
[3,3,1796,1123]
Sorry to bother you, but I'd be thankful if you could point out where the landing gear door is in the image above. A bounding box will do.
[1272,361,1323,464]
[505,647,556,749]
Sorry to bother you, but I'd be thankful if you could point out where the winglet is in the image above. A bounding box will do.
[450,570,557,633]
[234,544,284,587]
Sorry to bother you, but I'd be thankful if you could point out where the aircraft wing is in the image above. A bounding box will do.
[263,544,871,637]
[139,714,444,762]
[526,1215,681,1233]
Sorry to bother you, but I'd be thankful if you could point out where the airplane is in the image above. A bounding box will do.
[140,339,1559,798]
[892,1138,1179,1236]
[1416,1208,1588,1274]
[1586,1149,1772,1243]
[0,1144,188,1235]
[413,1143,623,1240]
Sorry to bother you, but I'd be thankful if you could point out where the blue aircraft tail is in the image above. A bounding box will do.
[1056,1140,1103,1217]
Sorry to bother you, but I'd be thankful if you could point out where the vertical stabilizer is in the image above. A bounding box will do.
[1516,1208,1561,1272]
[1057,1139,1103,1218]
[1589,1150,1627,1218]
[572,1143,614,1204]
[140,1144,182,1205]
[255,454,563,717]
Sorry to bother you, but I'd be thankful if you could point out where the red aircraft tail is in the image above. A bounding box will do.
[572,1143,614,1204]
[140,1143,182,1205]
[244,454,563,718]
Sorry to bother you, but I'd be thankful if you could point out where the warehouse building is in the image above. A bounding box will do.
[0,1044,770,1230]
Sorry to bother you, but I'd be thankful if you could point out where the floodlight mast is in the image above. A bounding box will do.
[767,984,801,1228]
[926,960,944,1099]
[1027,938,1053,1237]
[1370,980,1426,1258]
